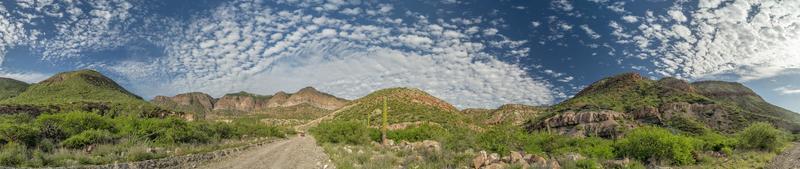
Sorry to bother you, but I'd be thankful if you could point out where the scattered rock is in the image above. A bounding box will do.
[509,151,524,163]
[472,151,488,169]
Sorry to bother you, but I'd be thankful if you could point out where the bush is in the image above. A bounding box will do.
[36,111,114,140]
[0,123,40,146]
[61,129,115,149]
[386,124,445,142]
[736,122,786,152]
[311,121,372,145]
[476,125,533,154]
[575,158,602,169]
[0,142,28,166]
[615,127,697,165]
[695,132,737,152]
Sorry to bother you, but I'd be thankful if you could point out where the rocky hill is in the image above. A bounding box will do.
[526,72,800,138]
[331,87,468,127]
[153,87,349,119]
[462,104,545,126]
[0,77,29,100]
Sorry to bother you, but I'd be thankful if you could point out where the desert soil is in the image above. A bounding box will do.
[767,142,800,169]
[197,135,334,169]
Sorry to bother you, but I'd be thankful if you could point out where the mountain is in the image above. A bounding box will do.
[462,104,545,126]
[692,81,800,122]
[331,87,467,126]
[213,91,271,112]
[3,69,143,104]
[152,92,216,118]
[284,87,349,110]
[0,77,29,100]
[212,87,348,113]
[526,72,800,138]
[0,69,166,117]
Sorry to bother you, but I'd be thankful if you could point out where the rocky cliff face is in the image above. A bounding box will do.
[152,92,216,115]
[213,92,270,112]
[283,87,349,110]
[188,87,348,113]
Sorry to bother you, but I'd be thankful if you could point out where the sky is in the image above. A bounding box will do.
[0,0,798,111]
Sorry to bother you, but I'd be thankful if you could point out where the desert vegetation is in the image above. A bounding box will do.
[309,116,792,168]
[0,111,290,167]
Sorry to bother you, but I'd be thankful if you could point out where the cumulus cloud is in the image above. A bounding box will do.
[611,0,800,81]
[0,70,49,83]
[98,0,558,108]
[580,25,601,39]
[0,0,139,62]
[775,86,800,95]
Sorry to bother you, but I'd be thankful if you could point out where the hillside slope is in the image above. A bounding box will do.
[527,72,800,137]
[0,77,29,100]
[332,87,468,127]
[1,69,164,116]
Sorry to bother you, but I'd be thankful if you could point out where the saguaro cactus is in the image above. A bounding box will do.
[381,97,388,145]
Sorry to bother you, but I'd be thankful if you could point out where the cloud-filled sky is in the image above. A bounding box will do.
[0,0,799,111]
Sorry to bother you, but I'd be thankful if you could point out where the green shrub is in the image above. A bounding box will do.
[695,132,737,152]
[36,111,113,140]
[576,158,602,169]
[61,129,114,149]
[477,125,530,154]
[0,123,40,146]
[615,126,697,165]
[665,116,710,135]
[736,122,786,152]
[311,121,371,145]
[0,142,28,166]
[386,124,445,142]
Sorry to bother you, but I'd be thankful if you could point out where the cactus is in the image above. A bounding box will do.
[381,97,388,145]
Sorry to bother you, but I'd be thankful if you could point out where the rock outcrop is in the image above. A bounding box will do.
[213,91,270,112]
[157,87,348,114]
[534,110,630,138]
[528,72,800,136]
[152,92,216,115]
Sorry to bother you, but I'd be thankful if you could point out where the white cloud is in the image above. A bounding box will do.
[612,0,800,81]
[0,70,49,83]
[622,15,638,23]
[775,86,800,95]
[667,10,687,22]
[99,0,558,108]
[340,8,361,15]
[580,25,600,39]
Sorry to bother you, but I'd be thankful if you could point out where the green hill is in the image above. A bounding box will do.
[332,87,469,126]
[0,77,29,100]
[1,69,163,116]
[527,72,800,136]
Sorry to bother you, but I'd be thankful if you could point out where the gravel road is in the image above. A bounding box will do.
[197,135,335,169]
[768,142,800,169]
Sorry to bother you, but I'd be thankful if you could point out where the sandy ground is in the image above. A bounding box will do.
[197,135,335,169]
[767,142,800,169]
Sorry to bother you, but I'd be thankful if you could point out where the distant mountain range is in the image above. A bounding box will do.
[0,69,798,136]
[151,86,349,119]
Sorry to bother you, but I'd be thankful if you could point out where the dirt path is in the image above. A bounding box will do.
[197,135,334,169]
[768,142,800,169]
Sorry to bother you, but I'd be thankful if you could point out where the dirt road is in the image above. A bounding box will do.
[768,142,800,169]
[197,135,334,169]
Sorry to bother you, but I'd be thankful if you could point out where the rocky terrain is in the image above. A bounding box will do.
[462,104,545,126]
[527,72,800,137]
[152,87,349,119]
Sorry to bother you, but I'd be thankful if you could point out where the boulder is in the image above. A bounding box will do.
[484,162,507,169]
[472,151,488,169]
[510,151,524,163]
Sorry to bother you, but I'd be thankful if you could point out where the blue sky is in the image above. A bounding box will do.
[0,0,798,111]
